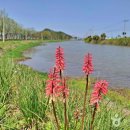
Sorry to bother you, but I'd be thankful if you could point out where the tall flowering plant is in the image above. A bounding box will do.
[90,80,108,130]
[45,46,69,130]
[55,46,69,130]
[81,53,94,130]
[45,67,60,130]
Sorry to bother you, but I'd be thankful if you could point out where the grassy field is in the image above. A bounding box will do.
[0,40,130,129]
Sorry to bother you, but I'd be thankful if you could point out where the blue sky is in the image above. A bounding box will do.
[0,0,130,37]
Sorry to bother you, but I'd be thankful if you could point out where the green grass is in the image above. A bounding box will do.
[99,37,130,46]
[0,40,62,60]
[0,40,130,129]
[0,58,47,129]
[108,88,130,109]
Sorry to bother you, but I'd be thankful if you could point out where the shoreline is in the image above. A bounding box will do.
[2,40,64,61]
[84,38,130,47]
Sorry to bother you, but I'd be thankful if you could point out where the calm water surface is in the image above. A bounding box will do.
[20,41,130,88]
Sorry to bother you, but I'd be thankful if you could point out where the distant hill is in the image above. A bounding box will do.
[35,28,72,40]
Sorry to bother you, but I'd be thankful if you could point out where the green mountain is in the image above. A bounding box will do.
[35,28,72,40]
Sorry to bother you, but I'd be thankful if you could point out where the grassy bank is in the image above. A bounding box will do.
[84,37,130,47]
[0,40,63,60]
[100,37,130,46]
[0,40,130,129]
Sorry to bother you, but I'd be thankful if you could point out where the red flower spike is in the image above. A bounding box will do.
[55,46,65,71]
[45,67,61,100]
[82,53,93,75]
[45,67,69,101]
[90,80,108,107]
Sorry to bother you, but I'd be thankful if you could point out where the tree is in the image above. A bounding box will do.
[93,35,100,42]
[122,32,126,37]
[84,36,92,42]
[100,33,106,40]
[0,9,7,42]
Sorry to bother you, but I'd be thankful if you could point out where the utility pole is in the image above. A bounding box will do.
[123,19,129,37]
[122,19,129,45]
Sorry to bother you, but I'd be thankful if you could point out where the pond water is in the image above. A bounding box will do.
[20,41,130,88]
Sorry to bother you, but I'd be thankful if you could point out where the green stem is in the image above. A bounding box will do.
[74,120,78,130]
[63,95,69,130]
[80,75,89,130]
[52,100,60,130]
[60,69,69,130]
[90,104,97,130]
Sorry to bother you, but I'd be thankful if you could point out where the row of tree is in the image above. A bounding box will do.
[84,33,106,43]
[0,9,72,42]
[0,9,37,42]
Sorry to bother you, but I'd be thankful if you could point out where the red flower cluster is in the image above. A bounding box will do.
[45,67,61,100]
[82,53,93,75]
[46,46,69,101]
[90,80,108,108]
[55,46,65,71]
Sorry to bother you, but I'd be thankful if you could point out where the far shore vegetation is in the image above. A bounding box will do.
[84,33,130,46]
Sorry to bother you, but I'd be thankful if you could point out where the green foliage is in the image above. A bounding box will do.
[84,35,101,43]
[93,35,100,43]
[84,36,92,42]
[0,58,48,129]
[84,33,130,46]
[100,33,106,40]
[108,89,130,109]
[100,37,130,46]
[18,76,47,123]
[0,58,17,104]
